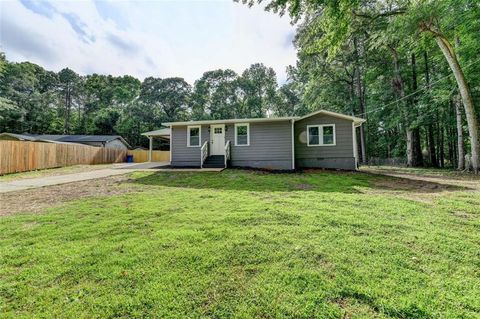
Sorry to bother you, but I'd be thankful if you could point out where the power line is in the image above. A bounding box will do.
[356,56,480,117]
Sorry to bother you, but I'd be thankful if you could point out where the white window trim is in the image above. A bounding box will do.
[307,124,336,147]
[234,123,250,146]
[187,125,201,147]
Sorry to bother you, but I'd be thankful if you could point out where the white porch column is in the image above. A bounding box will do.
[148,136,153,162]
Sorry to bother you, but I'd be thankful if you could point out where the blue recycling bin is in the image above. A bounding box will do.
[126,155,134,163]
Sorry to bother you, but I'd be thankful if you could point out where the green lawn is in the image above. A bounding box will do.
[1,169,479,318]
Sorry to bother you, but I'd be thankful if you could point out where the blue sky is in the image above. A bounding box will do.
[0,0,297,84]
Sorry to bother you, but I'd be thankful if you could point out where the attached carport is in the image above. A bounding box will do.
[141,128,171,162]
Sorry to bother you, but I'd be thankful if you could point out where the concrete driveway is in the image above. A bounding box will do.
[0,168,134,193]
[0,162,223,193]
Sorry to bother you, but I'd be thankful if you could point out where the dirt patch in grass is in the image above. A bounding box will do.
[361,167,479,202]
[0,174,139,216]
[294,183,314,190]
[372,175,454,192]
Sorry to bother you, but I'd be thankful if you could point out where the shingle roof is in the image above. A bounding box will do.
[161,109,366,127]
[27,134,125,143]
[1,133,130,147]
[0,133,37,141]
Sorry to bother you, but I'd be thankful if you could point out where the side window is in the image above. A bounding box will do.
[322,125,335,145]
[235,123,250,146]
[308,126,319,145]
[307,124,335,146]
[187,126,201,147]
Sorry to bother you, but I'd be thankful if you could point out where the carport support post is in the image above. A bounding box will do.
[148,136,153,162]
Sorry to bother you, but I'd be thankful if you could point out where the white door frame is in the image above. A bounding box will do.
[210,124,225,155]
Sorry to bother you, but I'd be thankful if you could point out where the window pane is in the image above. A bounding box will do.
[309,134,319,145]
[237,125,247,135]
[237,135,248,145]
[323,126,333,136]
[190,127,199,137]
[308,127,319,145]
[236,125,248,145]
[323,135,334,144]
[190,136,199,146]
[322,126,334,145]
[214,127,222,134]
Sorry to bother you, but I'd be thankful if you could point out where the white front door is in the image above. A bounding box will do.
[210,124,225,155]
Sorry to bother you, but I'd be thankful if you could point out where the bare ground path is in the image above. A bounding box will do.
[0,174,137,216]
[0,162,223,215]
[360,166,480,203]
[361,166,480,189]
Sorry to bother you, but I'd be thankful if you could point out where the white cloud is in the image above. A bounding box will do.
[0,0,297,84]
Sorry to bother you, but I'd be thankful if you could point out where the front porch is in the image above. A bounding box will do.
[196,123,231,168]
[200,139,231,169]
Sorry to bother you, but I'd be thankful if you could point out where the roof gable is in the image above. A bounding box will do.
[297,110,366,124]
[160,110,365,127]
[162,117,295,126]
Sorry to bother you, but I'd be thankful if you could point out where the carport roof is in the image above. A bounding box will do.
[141,128,170,139]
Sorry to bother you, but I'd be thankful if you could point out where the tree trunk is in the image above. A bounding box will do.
[423,51,438,167]
[426,28,479,173]
[410,53,423,166]
[455,95,465,170]
[453,37,465,171]
[406,130,413,166]
[353,36,367,164]
[413,128,423,166]
[440,124,445,168]
[389,46,413,166]
[63,87,71,134]
[428,124,438,167]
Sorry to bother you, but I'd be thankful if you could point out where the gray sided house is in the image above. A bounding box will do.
[162,110,365,170]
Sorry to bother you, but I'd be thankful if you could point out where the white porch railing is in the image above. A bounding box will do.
[224,140,231,168]
[200,141,208,168]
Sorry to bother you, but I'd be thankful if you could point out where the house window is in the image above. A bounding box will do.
[235,123,250,146]
[307,124,336,146]
[214,127,222,134]
[187,125,201,147]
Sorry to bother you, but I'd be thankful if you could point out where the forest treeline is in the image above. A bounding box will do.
[0,57,295,148]
[1,0,479,172]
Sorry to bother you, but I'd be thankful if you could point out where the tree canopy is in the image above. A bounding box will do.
[0,60,288,149]
[236,0,480,171]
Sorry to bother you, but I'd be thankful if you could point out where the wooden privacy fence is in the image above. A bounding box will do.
[127,150,170,163]
[0,141,127,175]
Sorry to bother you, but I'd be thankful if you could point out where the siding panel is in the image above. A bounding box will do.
[294,114,355,170]
[225,121,293,170]
[171,125,208,167]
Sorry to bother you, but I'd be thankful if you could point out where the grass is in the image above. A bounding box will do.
[0,164,112,182]
[1,169,479,318]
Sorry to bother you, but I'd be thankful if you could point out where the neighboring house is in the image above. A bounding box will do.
[0,133,131,150]
[159,109,365,170]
